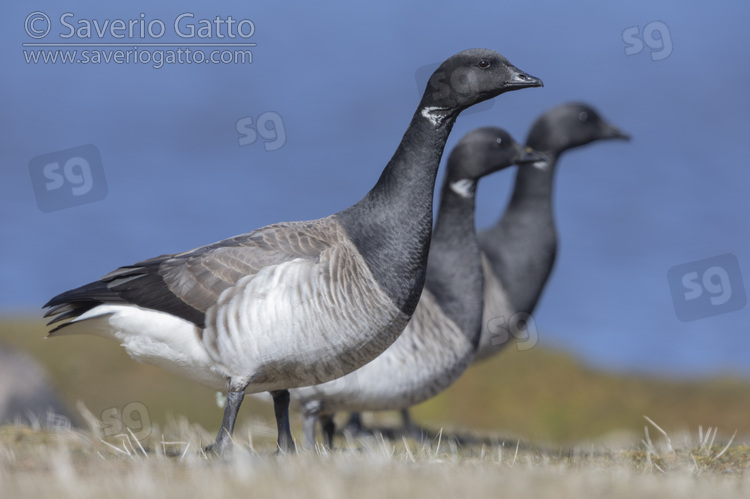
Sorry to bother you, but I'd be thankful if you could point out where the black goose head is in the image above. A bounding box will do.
[447,127,547,183]
[526,102,630,156]
[420,49,543,124]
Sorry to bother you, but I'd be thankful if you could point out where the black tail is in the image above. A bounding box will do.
[43,257,206,331]
[43,280,128,332]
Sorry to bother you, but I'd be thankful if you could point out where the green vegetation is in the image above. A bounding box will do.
[413,345,750,444]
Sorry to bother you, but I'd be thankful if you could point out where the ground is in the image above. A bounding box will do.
[1,317,749,497]
[1,421,749,499]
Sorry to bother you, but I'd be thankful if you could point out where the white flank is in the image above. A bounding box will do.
[60,304,225,390]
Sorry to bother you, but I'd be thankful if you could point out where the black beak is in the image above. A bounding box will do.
[516,146,549,167]
[505,66,544,90]
[601,123,631,141]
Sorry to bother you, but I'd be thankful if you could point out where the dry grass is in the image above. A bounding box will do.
[2,317,750,497]
[1,416,749,499]
[0,320,750,499]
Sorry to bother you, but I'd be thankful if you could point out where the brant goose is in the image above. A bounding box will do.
[476,103,630,362]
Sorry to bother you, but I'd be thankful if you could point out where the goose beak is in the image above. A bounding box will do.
[602,123,631,141]
[505,66,544,90]
[517,146,550,170]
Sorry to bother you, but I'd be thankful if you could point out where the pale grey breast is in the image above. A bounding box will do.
[194,217,410,392]
[474,253,516,362]
[290,286,473,413]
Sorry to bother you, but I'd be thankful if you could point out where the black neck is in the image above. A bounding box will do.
[507,126,566,215]
[336,108,456,315]
[424,174,483,346]
[480,153,560,314]
[506,155,557,217]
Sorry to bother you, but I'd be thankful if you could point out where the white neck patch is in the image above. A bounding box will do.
[421,106,449,127]
[450,179,475,198]
[533,160,551,170]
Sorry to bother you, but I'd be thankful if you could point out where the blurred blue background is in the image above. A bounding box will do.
[1,1,748,378]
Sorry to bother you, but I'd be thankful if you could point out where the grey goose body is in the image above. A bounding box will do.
[290,129,546,448]
[43,49,543,453]
[475,103,630,361]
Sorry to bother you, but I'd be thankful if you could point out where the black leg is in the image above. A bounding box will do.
[320,414,336,449]
[401,408,419,438]
[270,389,296,453]
[206,390,244,454]
[343,412,364,435]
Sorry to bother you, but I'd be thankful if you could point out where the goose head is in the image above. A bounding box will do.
[420,49,543,125]
[447,126,547,184]
[526,102,630,156]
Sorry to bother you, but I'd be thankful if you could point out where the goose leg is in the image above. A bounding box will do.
[206,389,244,454]
[343,412,364,435]
[320,414,336,449]
[302,402,319,450]
[401,408,420,438]
[270,389,296,453]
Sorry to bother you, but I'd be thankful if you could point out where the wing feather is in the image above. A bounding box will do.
[45,217,344,330]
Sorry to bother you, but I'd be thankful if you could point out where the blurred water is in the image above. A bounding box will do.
[2,1,749,378]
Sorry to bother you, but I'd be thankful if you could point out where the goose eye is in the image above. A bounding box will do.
[495,137,503,146]
[578,111,589,122]
[478,60,490,68]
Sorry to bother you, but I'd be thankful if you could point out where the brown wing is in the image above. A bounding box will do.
[44,217,344,329]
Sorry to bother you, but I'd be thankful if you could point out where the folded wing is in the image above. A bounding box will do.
[44,219,339,331]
